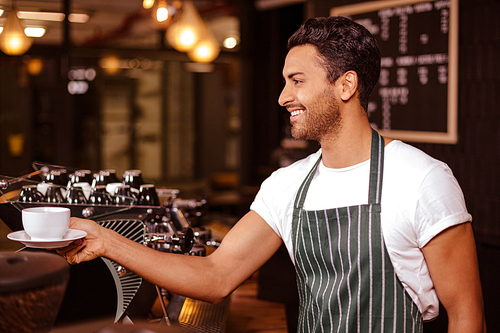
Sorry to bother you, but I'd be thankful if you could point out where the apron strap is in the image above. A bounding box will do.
[293,155,322,209]
[368,128,384,205]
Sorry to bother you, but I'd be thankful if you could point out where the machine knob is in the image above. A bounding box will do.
[81,207,95,218]
[117,265,128,276]
[171,227,195,253]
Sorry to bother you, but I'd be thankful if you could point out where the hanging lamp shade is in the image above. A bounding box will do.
[166,1,204,52]
[0,9,32,56]
[187,22,220,63]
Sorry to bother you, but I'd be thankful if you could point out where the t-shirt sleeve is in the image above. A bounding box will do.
[250,172,284,239]
[415,163,472,248]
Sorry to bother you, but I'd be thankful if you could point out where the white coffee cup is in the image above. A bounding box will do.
[22,207,71,241]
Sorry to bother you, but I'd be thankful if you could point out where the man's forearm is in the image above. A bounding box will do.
[61,212,282,305]
[101,228,233,304]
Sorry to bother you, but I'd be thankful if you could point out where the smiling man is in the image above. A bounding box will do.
[58,17,485,333]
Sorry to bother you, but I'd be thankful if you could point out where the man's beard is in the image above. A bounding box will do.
[290,89,342,142]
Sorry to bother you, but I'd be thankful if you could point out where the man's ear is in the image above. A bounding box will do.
[339,70,358,102]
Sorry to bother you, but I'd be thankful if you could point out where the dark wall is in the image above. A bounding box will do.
[196,70,230,178]
[0,63,34,177]
[0,53,85,177]
[238,2,307,188]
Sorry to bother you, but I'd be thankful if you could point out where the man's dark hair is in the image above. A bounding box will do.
[287,16,381,111]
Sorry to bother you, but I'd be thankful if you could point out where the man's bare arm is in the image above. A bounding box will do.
[59,210,283,304]
[422,222,486,333]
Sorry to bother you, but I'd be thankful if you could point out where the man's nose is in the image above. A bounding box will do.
[278,83,293,107]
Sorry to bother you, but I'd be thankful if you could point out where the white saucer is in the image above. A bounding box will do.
[7,229,87,249]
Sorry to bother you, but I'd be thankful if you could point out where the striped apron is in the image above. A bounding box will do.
[291,129,423,333]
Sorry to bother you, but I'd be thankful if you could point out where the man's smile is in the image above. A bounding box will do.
[290,109,304,116]
[289,108,305,123]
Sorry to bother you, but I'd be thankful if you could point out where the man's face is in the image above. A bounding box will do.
[279,44,341,142]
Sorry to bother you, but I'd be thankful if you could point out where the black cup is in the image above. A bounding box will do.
[19,185,44,203]
[113,185,134,206]
[122,170,144,190]
[138,184,160,206]
[45,185,65,203]
[43,169,68,186]
[92,169,119,187]
[89,185,112,205]
[77,170,93,183]
[66,186,87,204]
[68,170,92,187]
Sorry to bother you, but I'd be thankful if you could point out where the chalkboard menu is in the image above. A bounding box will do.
[331,0,458,143]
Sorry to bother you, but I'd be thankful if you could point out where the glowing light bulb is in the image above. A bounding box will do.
[0,9,32,55]
[166,1,203,52]
[179,29,196,46]
[154,0,169,23]
[143,0,154,9]
[187,23,220,63]
[8,37,21,49]
[156,7,168,22]
[223,36,238,49]
[151,0,173,29]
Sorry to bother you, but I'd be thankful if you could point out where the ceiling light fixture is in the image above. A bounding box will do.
[17,11,64,21]
[16,11,89,23]
[143,0,155,10]
[187,22,220,63]
[160,1,220,63]
[152,0,171,25]
[25,27,46,38]
[223,36,238,49]
[0,26,46,38]
[68,13,89,23]
[166,1,204,52]
[0,9,32,55]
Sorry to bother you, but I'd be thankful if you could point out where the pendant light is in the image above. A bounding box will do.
[187,21,220,63]
[152,0,172,29]
[0,8,32,56]
[143,0,155,10]
[166,1,204,52]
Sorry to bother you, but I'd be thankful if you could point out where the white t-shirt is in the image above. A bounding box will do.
[250,140,471,321]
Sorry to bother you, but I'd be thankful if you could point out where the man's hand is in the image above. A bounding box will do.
[56,217,108,264]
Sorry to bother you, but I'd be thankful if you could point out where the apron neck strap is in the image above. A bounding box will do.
[294,155,322,209]
[293,128,385,209]
[368,128,384,205]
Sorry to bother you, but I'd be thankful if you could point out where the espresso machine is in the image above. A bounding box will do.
[0,162,228,332]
